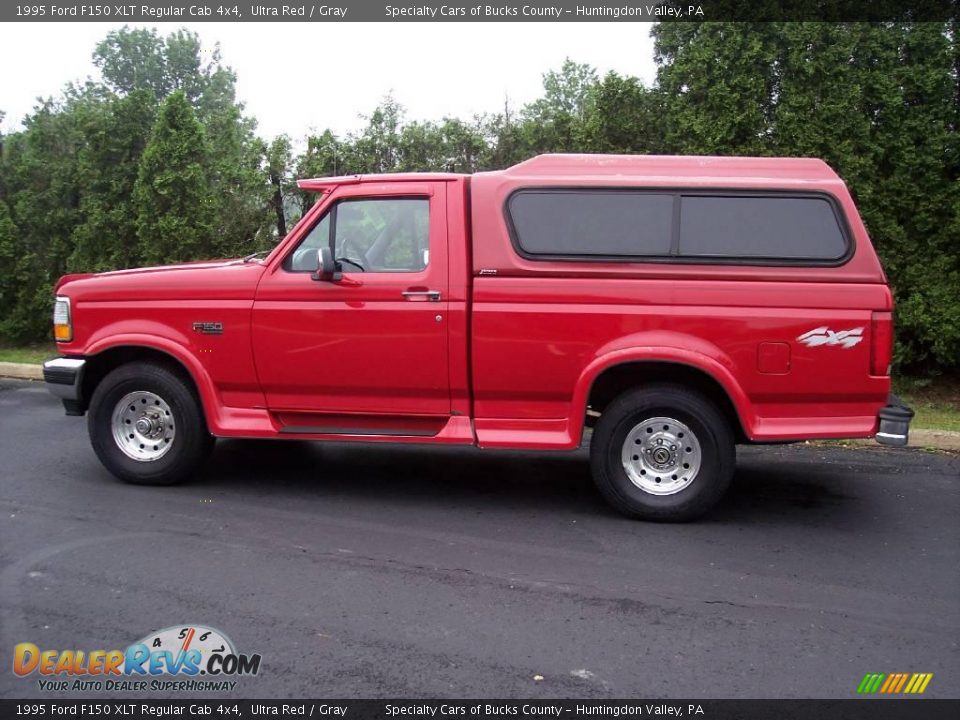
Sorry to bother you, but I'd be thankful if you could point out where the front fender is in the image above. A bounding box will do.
[82,330,221,432]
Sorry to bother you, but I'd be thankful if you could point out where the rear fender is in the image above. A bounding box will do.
[571,332,755,441]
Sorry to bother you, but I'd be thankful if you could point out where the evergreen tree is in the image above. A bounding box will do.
[0,200,33,341]
[0,98,84,342]
[580,72,665,153]
[134,91,215,265]
[195,64,273,257]
[69,89,156,271]
[655,23,780,154]
[95,27,275,258]
[652,21,959,369]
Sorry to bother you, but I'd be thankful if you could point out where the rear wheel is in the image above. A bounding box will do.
[88,362,214,485]
[590,384,735,521]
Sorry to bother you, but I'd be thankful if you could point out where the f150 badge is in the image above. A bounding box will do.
[192,321,223,335]
[797,326,864,348]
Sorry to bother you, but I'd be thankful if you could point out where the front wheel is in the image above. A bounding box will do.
[589,384,735,521]
[87,362,214,485]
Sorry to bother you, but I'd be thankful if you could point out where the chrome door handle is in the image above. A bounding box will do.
[402,290,442,302]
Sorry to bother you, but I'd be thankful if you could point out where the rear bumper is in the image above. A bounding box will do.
[875,394,914,447]
[43,357,86,415]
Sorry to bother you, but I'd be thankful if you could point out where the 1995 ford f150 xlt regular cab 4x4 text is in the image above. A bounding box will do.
[43,154,914,520]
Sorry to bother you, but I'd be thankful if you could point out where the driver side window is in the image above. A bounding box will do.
[284,197,430,273]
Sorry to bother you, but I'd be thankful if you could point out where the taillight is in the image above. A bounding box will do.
[871,311,893,376]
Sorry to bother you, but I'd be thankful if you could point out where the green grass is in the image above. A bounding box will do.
[0,344,58,364]
[911,406,960,432]
[894,376,960,432]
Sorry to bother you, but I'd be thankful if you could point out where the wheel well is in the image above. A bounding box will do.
[80,346,202,414]
[585,361,747,443]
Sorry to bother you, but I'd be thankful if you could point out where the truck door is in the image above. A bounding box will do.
[251,182,450,425]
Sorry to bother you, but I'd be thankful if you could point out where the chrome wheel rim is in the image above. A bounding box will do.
[111,391,176,462]
[621,416,702,495]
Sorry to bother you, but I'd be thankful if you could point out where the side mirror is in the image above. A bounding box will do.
[312,247,342,282]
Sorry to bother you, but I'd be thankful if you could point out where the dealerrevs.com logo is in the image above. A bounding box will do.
[13,625,261,692]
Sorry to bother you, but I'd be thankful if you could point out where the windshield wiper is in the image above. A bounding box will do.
[242,250,271,263]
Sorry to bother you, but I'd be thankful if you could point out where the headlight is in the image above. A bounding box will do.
[53,296,72,342]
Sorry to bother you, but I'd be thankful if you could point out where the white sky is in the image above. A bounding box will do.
[0,22,658,142]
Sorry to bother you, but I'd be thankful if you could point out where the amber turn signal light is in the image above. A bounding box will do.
[53,296,72,343]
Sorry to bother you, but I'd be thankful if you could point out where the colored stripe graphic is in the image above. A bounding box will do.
[905,673,934,694]
[857,673,884,693]
[857,672,932,694]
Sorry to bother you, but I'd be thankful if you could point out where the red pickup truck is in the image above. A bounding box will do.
[44,154,913,520]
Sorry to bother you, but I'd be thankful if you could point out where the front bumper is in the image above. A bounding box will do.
[875,394,914,447]
[43,357,86,415]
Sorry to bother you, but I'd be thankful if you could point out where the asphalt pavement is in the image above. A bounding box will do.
[1,378,958,699]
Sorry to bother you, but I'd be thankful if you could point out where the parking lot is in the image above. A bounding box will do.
[1,378,958,699]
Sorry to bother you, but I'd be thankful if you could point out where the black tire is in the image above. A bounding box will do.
[87,362,214,485]
[590,384,735,521]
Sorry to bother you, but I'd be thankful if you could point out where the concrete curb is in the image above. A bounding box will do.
[823,430,960,453]
[1,362,957,451]
[910,429,960,452]
[0,361,43,381]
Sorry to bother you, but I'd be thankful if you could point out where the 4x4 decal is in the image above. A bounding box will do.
[797,326,864,349]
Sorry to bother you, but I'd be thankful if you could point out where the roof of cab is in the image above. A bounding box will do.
[296,154,840,191]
